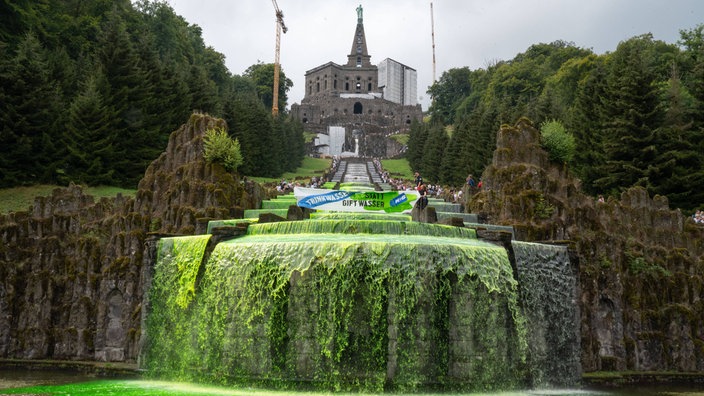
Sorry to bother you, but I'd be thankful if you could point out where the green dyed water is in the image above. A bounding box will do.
[155,235,211,309]
[262,200,296,209]
[339,182,375,191]
[3,377,703,395]
[310,212,412,221]
[247,219,477,239]
[144,217,528,391]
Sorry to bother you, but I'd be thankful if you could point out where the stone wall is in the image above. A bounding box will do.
[0,113,264,362]
[469,118,704,372]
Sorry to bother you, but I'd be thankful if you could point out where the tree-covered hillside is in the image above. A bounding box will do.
[0,0,303,188]
[412,34,704,212]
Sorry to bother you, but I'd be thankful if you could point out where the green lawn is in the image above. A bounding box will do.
[1,156,402,214]
[381,158,413,180]
[0,185,136,214]
[250,157,331,184]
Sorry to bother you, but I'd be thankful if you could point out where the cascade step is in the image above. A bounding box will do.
[464,222,515,238]
[262,200,297,209]
[430,201,463,213]
[436,212,478,223]
[243,208,289,219]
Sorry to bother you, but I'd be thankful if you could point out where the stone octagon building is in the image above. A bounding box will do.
[290,5,423,158]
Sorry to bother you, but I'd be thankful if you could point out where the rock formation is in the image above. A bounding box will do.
[0,113,264,362]
[470,117,704,372]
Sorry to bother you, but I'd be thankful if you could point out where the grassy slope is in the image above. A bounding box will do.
[381,158,413,180]
[0,185,136,214]
[250,157,331,184]
[0,157,411,213]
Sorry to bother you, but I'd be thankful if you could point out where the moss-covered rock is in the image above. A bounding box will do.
[469,118,704,373]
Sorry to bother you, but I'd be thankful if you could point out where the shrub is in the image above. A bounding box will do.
[540,120,575,164]
[203,127,243,172]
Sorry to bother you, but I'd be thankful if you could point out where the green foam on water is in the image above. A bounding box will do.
[309,212,412,221]
[247,219,477,239]
[155,235,211,309]
[261,200,296,209]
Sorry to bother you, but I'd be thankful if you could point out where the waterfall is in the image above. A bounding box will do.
[512,240,581,388]
[143,219,529,391]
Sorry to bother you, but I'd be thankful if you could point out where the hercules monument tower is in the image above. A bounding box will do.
[290,5,423,158]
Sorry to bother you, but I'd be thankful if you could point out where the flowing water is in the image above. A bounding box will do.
[512,241,580,388]
[142,217,528,392]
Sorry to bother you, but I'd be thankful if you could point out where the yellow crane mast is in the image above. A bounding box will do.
[271,0,287,116]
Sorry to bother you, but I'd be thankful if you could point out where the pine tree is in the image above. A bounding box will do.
[647,66,704,209]
[0,32,62,186]
[567,58,609,193]
[592,36,662,195]
[226,96,273,177]
[406,120,428,174]
[440,123,470,186]
[95,9,152,186]
[64,71,116,185]
[422,123,449,184]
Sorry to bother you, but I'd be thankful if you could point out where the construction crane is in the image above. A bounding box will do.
[271,0,287,116]
[430,2,436,83]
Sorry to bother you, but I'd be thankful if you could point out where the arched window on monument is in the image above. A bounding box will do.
[354,102,363,114]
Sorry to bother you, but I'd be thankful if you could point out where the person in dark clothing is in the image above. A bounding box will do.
[414,171,423,190]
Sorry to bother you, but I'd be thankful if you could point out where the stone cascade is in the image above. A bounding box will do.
[340,162,372,185]
[366,161,384,186]
[330,161,347,183]
[143,215,548,390]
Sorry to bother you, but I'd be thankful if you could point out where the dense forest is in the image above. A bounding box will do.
[0,0,304,188]
[409,30,704,212]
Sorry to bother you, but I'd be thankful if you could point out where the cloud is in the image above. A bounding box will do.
[168,0,704,111]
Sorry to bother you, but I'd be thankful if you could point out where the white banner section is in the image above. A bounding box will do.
[294,187,420,213]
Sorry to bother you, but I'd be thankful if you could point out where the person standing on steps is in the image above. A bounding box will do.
[414,171,423,190]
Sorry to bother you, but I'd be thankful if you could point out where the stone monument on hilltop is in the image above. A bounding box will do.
[290,5,423,158]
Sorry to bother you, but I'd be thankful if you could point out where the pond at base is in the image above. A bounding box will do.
[1,376,704,396]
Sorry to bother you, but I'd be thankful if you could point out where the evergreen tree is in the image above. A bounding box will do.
[64,71,116,185]
[95,8,151,186]
[440,124,470,186]
[568,57,609,193]
[0,32,62,186]
[461,102,499,178]
[592,35,665,195]
[421,123,449,184]
[406,120,428,174]
[647,66,704,209]
[226,96,273,177]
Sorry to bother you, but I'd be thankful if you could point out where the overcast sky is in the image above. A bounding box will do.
[167,0,703,111]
